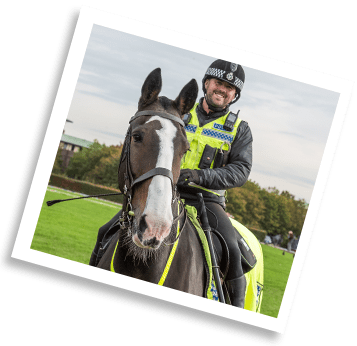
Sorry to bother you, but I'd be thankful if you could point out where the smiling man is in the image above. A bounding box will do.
[204,77,237,110]
[178,59,254,308]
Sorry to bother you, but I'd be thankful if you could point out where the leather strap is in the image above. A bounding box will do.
[130,110,185,127]
[131,167,173,188]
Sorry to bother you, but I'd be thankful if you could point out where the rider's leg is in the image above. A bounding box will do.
[89,210,122,266]
[202,202,247,308]
[203,203,244,277]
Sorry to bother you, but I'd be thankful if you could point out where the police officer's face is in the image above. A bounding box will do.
[205,78,236,108]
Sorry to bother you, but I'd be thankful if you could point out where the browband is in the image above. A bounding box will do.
[130,110,185,127]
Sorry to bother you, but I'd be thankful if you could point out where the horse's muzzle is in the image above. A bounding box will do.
[132,233,161,249]
[132,214,172,249]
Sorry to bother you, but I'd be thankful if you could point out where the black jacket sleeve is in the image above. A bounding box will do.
[198,121,252,190]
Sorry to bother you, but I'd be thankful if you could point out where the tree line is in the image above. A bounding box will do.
[53,140,123,188]
[53,141,307,237]
[226,182,307,237]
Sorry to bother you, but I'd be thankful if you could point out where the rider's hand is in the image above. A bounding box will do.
[177,169,202,187]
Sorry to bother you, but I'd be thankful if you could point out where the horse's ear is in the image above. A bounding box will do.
[138,68,162,109]
[174,79,198,116]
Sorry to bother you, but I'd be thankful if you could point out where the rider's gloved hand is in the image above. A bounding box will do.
[177,169,202,187]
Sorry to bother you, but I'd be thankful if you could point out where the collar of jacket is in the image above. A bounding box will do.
[197,97,230,122]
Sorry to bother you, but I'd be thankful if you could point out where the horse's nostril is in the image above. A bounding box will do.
[139,215,148,235]
[143,237,160,248]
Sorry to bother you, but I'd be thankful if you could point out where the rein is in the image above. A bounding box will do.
[163,199,187,246]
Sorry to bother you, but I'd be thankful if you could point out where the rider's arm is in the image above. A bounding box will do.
[198,121,253,190]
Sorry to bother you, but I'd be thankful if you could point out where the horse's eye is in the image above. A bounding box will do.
[132,134,142,143]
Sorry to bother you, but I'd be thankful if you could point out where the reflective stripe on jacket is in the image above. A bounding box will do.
[180,103,241,197]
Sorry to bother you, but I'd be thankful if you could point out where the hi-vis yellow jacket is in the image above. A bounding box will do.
[180,103,241,198]
[181,103,241,170]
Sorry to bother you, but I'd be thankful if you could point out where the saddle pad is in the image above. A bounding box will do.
[185,204,217,301]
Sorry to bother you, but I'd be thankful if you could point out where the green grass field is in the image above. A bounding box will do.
[260,244,294,317]
[31,186,294,318]
[31,187,122,264]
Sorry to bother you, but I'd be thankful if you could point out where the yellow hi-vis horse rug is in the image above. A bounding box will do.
[185,205,264,313]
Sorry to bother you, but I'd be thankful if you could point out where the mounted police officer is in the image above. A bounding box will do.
[176,59,254,308]
[89,59,254,308]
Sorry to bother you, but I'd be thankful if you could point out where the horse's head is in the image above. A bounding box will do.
[118,68,198,250]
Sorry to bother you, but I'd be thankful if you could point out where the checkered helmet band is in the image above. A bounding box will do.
[205,67,244,91]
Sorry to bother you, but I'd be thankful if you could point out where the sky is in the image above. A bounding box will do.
[65,25,340,202]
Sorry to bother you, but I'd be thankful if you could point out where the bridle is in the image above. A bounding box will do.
[46,109,187,246]
[118,110,187,243]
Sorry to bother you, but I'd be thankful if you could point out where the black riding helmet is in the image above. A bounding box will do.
[202,59,245,111]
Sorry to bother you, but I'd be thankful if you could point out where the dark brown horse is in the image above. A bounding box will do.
[96,69,264,310]
[97,68,212,296]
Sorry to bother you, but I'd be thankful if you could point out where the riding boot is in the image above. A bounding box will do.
[226,275,247,308]
[89,250,98,267]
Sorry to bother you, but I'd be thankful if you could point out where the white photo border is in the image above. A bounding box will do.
[11,6,354,333]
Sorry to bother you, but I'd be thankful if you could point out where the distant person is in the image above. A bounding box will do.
[291,234,299,252]
[287,231,296,252]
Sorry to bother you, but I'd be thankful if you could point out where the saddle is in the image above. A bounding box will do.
[192,198,257,276]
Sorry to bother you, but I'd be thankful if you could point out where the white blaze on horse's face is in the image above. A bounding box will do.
[135,116,177,247]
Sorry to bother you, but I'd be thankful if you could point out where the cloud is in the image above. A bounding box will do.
[240,85,336,200]
[65,91,137,146]
[64,25,339,202]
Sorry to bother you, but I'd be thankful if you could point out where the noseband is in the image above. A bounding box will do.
[118,110,185,231]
